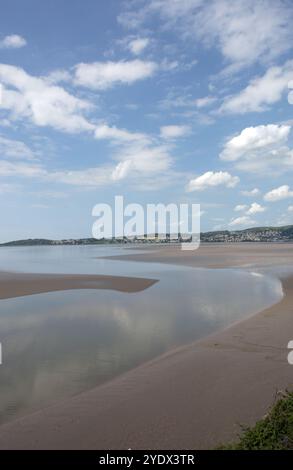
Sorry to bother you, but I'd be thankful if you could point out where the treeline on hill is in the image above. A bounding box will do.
[0,225,292,246]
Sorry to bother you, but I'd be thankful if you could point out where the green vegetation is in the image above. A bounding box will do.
[1,225,293,246]
[221,391,293,450]
[201,225,293,242]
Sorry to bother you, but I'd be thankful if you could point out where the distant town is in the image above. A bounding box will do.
[200,225,293,243]
[0,225,292,247]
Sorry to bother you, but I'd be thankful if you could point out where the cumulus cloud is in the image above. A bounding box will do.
[229,216,256,227]
[94,124,172,181]
[52,140,172,187]
[0,62,175,188]
[0,158,128,187]
[0,56,178,189]
[246,202,266,215]
[195,96,217,108]
[288,205,293,212]
[219,61,293,114]
[0,34,27,49]
[74,59,157,90]
[0,119,172,191]
[234,204,248,212]
[111,160,132,181]
[220,124,290,161]
[0,64,94,133]
[187,171,239,192]
[241,188,260,197]
[113,142,172,176]
[160,125,190,139]
[94,124,149,143]
[234,202,265,215]
[119,0,293,70]
[45,69,71,85]
[0,64,156,145]
[220,124,293,173]
[128,37,150,55]
[264,185,293,202]
[195,0,293,70]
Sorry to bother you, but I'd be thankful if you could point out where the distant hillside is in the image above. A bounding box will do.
[0,238,117,247]
[200,225,293,242]
[0,225,292,246]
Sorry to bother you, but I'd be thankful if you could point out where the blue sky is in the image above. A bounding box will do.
[0,0,292,241]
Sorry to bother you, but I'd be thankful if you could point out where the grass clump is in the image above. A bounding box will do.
[221,391,293,450]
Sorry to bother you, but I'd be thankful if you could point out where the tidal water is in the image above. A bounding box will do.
[0,246,283,424]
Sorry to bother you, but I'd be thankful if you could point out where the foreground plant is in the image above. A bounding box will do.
[221,391,293,450]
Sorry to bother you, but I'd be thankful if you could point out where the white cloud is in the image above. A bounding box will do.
[113,142,172,176]
[94,124,171,181]
[234,204,247,212]
[187,171,239,192]
[0,64,164,181]
[246,202,266,215]
[0,57,179,189]
[0,137,46,180]
[0,64,94,133]
[74,59,157,90]
[160,59,179,71]
[219,61,293,114]
[234,202,265,215]
[195,0,293,69]
[241,188,260,197]
[0,103,173,189]
[159,89,195,109]
[160,124,190,139]
[94,124,148,143]
[229,216,256,227]
[0,125,172,191]
[50,141,172,187]
[128,37,150,55]
[111,160,132,181]
[0,137,51,181]
[220,124,293,173]
[119,0,293,70]
[195,96,217,108]
[220,124,290,161]
[288,205,293,212]
[45,69,71,85]
[264,185,293,202]
[51,166,112,187]
[0,35,27,49]
[0,160,45,178]
[0,136,35,160]
[50,136,172,187]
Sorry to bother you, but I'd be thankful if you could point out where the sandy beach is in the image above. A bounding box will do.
[0,243,292,449]
[0,271,158,298]
[106,242,293,269]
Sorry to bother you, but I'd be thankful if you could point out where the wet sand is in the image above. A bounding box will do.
[106,242,293,269]
[0,244,292,449]
[0,271,158,298]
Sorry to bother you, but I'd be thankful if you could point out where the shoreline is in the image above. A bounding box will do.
[0,244,292,449]
[103,242,293,269]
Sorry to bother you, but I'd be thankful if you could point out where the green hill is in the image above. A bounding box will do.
[0,225,292,246]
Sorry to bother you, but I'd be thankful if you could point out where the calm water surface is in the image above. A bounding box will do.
[0,246,283,424]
